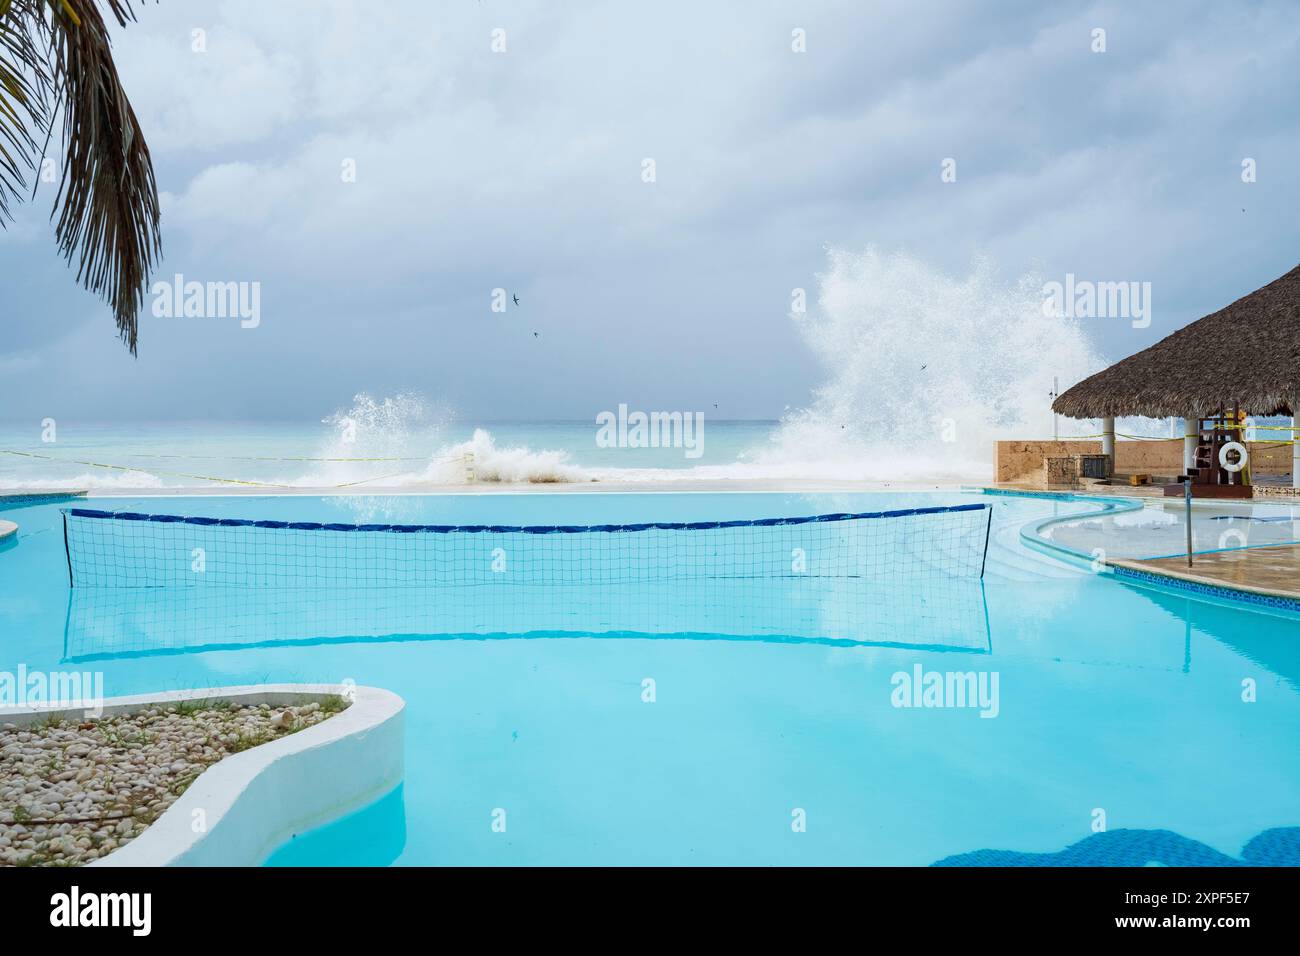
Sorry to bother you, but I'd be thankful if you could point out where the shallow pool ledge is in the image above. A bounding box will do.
[55,684,408,867]
[985,486,1300,612]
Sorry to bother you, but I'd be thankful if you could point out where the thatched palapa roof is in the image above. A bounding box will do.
[1052,262,1300,419]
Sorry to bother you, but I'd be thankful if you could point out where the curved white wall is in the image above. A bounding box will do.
[2,684,405,867]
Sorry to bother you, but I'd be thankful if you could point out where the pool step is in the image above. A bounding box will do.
[982,512,1090,582]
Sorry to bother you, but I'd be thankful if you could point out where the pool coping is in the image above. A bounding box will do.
[0,492,87,505]
[0,492,86,541]
[1,684,405,867]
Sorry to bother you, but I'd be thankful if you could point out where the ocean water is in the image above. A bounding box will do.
[0,411,1209,492]
[0,418,783,491]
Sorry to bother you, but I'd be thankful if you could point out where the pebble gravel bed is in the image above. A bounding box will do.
[0,698,348,866]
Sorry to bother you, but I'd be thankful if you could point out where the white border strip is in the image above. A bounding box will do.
[2,684,404,867]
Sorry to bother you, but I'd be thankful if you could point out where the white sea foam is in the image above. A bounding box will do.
[282,409,588,488]
[424,428,584,484]
[0,472,166,491]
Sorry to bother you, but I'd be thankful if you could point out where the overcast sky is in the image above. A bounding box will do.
[1,0,1297,424]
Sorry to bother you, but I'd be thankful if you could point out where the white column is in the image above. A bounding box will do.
[1101,416,1116,477]
[1292,409,1299,488]
[1184,414,1198,474]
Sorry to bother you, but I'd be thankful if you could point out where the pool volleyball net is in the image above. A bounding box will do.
[62,504,992,589]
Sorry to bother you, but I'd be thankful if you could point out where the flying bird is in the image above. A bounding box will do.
[532,331,540,338]
[513,294,520,306]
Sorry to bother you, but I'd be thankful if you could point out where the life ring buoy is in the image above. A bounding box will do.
[1219,441,1248,473]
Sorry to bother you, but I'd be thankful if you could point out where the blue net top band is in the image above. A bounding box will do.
[65,503,988,536]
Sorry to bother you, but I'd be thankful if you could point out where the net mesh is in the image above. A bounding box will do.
[62,505,991,589]
[63,579,990,661]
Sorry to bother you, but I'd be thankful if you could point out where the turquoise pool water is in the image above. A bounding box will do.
[2,491,1298,866]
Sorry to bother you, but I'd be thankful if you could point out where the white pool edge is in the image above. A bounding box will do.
[2,684,405,867]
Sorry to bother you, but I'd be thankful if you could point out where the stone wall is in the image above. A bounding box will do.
[995,441,1101,483]
[994,440,1292,483]
[1043,456,1079,488]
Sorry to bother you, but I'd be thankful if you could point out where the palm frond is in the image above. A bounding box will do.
[0,0,159,354]
[0,1,51,220]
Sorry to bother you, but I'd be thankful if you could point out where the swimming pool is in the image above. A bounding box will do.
[2,490,1298,866]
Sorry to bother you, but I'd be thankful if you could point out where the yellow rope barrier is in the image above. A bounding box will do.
[1004,435,1300,446]
[1053,434,1182,441]
[1045,432,1297,443]
[113,453,432,463]
[1209,423,1298,431]
[0,449,295,489]
[331,472,422,489]
[0,449,468,490]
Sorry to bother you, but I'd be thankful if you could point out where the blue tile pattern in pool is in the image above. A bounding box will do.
[1111,565,1300,614]
[933,826,1300,866]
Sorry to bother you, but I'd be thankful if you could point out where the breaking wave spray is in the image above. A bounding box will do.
[753,247,1133,481]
